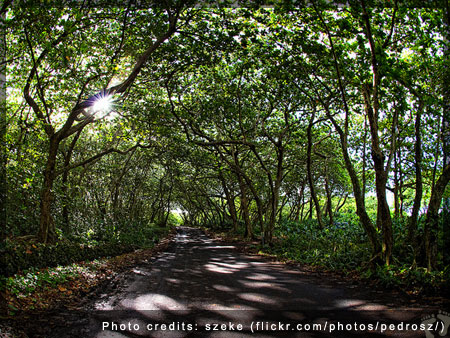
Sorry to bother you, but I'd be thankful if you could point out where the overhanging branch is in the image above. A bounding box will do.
[55,143,157,176]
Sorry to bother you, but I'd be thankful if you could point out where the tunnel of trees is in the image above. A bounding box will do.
[1,0,449,289]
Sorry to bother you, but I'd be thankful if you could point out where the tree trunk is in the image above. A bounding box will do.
[408,101,423,244]
[163,174,174,227]
[393,150,400,218]
[300,187,306,221]
[232,147,264,242]
[296,181,305,222]
[278,194,289,224]
[326,105,381,256]
[253,193,265,244]
[431,118,442,192]
[247,142,281,245]
[335,193,347,214]
[399,152,404,216]
[424,163,450,271]
[374,164,393,265]
[324,161,333,226]
[362,115,367,200]
[307,112,324,229]
[229,194,238,232]
[360,0,397,265]
[61,130,82,231]
[362,84,393,265]
[38,137,60,243]
[229,147,253,238]
[219,171,238,232]
[266,145,284,242]
[237,173,252,239]
[315,2,382,258]
[61,168,70,228]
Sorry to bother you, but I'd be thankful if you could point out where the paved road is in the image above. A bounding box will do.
[44,227,439,337]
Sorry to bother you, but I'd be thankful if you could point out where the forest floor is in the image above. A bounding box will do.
[2,226,450,338]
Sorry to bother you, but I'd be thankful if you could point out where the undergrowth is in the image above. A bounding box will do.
[1,225,175,316]
[0,223,171,277]
[256,217,449,294]
[0,260,104,299]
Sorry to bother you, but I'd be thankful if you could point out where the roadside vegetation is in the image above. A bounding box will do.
[1,225,175,316]
[204,196,448,295]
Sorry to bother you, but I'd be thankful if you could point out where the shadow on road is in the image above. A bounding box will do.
[21,227,438,337]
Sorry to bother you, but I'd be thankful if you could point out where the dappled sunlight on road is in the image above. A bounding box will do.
[246,273,277,281]
[82,227,429,337]
[200,245,237,249]
[238,280,289,292]
[130,294,189,311]
[215,308,260,322]
[212,261,250,269]
[204,260,250,274]
[237,292,280,305]
[211,284,237,292]
[204,263,238,274]
[335,299,388,311]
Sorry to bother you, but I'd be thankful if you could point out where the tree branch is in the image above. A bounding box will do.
[382,0,398,49]
[55,143,157,176]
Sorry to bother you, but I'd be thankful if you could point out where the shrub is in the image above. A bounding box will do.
[268,218,372,271]
[0,222,173,277]
[0,240,134,277]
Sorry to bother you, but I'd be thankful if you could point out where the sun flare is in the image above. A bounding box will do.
[92,95,113,113]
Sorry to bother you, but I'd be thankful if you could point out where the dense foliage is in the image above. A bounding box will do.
[2,1,449,292]
[1,223,171,276]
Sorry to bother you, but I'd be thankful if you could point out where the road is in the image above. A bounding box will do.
[40,227,441,337]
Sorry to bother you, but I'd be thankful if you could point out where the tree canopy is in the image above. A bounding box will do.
[3,0,449,277]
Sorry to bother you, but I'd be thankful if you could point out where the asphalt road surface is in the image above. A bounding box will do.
[39,227,443,338]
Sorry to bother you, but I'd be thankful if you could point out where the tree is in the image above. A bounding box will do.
[9,3,182,242]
